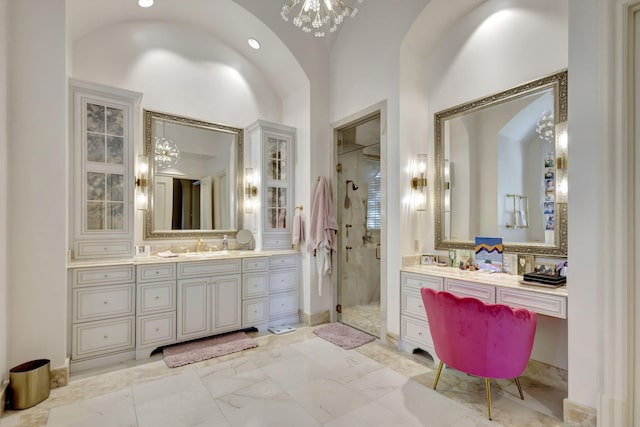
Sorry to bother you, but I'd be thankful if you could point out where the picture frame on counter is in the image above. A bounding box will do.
[421,254,438,265]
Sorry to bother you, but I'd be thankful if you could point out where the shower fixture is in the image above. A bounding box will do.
[344,180,358,209]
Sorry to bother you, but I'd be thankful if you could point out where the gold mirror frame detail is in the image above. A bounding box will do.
[434,70,568,256]
[143,109,244,240]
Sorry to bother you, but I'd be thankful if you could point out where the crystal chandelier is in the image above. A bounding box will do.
[154,137,181,169]
[281,0,364,38]
[535,111,554,144]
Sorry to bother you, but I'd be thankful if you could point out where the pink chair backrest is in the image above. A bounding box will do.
[421,288,537,379]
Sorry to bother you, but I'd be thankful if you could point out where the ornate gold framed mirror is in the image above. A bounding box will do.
[143,109,244,240]
[434,70,568,256]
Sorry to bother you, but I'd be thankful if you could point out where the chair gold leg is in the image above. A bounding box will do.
[484,378,492,420]
[433,361,444,390]
[514,377,524,400]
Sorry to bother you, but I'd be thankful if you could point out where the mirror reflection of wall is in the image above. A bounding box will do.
[445,89,554,244]
[150,117,236,232]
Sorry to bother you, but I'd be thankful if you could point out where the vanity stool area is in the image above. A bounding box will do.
[67,251,300,372]
[399,264,568,388]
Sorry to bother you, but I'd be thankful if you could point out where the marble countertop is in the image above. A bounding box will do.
[67,249,300,269]
[401,264,568,297]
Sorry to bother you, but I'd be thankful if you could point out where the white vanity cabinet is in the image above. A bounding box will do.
[246,120,296,250]
[176,259,242,341]
[268,253,300,326]
[70,265,136,371]
[135,263,177,359]
[399,272,443,362]
[241,257,269,329]
[69,79,142,260]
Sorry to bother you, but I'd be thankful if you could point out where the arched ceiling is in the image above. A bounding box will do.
[66,0,308,100]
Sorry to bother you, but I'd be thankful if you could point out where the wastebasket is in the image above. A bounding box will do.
[8,359,50,409]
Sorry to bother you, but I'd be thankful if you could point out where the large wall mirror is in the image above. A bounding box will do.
[143,110,243,239]
[434,70,568,256]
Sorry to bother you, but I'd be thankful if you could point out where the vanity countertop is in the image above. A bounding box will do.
[401,264,568,297]
[67,249,300,269]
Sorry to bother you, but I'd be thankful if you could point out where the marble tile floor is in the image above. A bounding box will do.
[341,302,381,338]
[0,325,567,427]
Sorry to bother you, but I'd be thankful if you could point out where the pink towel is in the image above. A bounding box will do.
[292,213,304,245]
[307,177,338,295]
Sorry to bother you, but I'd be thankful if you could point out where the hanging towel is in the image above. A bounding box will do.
[292,212,305,245]
[307,176,338,295]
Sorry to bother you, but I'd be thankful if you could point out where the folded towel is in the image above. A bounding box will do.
[292,213,304,245]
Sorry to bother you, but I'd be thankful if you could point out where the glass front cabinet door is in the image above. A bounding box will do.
[70,79,142,259]
[246,120,296,250]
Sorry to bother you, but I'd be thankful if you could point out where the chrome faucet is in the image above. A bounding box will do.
[196,238,205,253]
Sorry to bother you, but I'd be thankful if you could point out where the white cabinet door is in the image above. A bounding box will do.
[212,275,241,333]
[177,278,211,340]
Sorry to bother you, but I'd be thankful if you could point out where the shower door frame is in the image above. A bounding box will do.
[331,102,387,340]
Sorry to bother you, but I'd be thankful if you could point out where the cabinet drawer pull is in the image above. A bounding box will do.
[104,335,108,339]
[103,301,108,305]
[418,332,422,336]
[155,296,160,300]
[155,271,160,274]
[155,328,159,332]
[104,274,108,278]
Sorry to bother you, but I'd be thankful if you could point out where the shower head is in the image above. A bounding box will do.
[346,180,359,191]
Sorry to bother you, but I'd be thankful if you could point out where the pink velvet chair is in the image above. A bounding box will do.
[421,288,537,420]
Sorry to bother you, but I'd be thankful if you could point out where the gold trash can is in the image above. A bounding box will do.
[9,359,50,409]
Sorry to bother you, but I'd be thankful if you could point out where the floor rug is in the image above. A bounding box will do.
[163,331,258,368]
[313,322,375,350]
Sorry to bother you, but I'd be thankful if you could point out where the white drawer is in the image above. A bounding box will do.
[137,281,176,315]
[74,240,133,259]
[72,316,135,359]
[401,272,442,292]
[263,235,292,249]
[137,313,176,348]
[497,288,567,319]
[73,284,135,323]
[137,264,176,283]
[269,270,297,293]
[445,279,495,303]
[269,291,298,317]
[74,265,135,287]
[243,273,268,299]
[242,257,269,273]
[401,315,433,350]
[269,254,298,270]
[243,298,268,326]
[401,290,428,321]
[177,259,241,278]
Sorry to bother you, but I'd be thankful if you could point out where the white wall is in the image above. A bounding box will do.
[6,0,68,370]
[330,0,432,338]
[0,0,8,382]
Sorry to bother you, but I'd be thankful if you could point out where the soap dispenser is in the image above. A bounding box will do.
[222,234,228,250]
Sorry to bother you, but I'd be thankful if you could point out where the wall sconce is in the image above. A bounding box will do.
[555,122,568,203]
[411,154,428,211]
[135,155,149,210]
[245,168,258,213]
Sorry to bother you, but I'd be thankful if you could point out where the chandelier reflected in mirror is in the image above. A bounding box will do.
[281,0,364,37]
[154,137,181,169]
[535,111,554,144]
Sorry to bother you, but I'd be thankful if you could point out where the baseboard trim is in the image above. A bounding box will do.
[563,398,597,426]
[301,310,330,326]
[50,358,70,389]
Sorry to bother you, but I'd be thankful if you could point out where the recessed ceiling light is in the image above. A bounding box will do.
[138,0,154,7]
[248,38,261,50]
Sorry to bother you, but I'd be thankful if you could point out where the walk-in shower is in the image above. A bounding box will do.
[336,114,381,338]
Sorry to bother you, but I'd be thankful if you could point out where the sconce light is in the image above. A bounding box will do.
[135,155,149,210]
[555,122,568,203]
[245,168,258,213]
[411,154,428,211]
